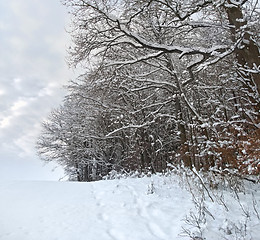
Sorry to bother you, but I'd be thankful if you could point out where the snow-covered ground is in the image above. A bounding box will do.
[0,174,259,240]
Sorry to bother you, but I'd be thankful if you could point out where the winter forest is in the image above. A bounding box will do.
[36,0,260,182]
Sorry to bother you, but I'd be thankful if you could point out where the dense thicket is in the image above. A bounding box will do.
[37,0,260,181]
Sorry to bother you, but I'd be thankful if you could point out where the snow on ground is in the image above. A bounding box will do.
[0,174,259,240]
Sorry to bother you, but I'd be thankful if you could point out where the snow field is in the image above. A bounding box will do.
[0,174,259,240]
[0,176,193,240]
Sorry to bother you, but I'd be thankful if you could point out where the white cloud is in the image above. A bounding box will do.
[0,116,12,129]
[0,96,35,129]
[0,0,75,180]
[14,132,36,158]
[13,77,22,84]
[37,82,61,97]
[11,99,28,112]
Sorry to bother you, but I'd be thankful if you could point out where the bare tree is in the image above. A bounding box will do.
[37,0,260,180]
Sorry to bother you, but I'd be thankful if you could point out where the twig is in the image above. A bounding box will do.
[252,192,260,220]
[192,167,214,202]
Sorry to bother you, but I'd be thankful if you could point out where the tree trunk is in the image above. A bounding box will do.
[225,1,260,113]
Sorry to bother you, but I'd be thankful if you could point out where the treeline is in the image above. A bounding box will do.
[37,0,260,181]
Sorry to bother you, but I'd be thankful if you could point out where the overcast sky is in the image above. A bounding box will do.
[0,0,75,180]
